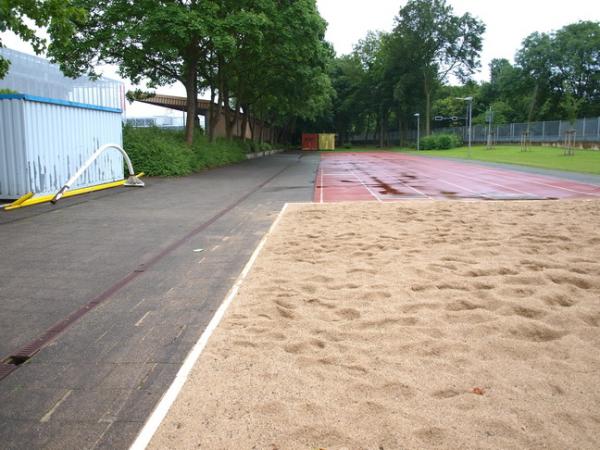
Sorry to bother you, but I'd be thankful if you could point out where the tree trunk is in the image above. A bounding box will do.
[379,107,385,148]
[398,115,402,146]
[208,70,224,142]
[184,63,198,146]
[208,86,217,142]
[225,104,237,140]
[223,87,232,139]
[257,120,264,144]
[424,77,432,136]
[240,105,249,140]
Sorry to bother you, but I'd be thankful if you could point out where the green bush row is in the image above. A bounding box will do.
[419,133,462,150]
[123,126,250,176]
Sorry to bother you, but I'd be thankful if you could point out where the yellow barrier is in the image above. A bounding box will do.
[4,173,145,211]
[318,133,336,151]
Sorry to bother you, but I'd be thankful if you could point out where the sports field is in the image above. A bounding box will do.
[410,145,600,175]
[315,151,600,202]
[149,199,600,450]
[141,152,600,450]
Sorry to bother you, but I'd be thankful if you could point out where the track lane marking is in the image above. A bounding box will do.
[350,170,383,202]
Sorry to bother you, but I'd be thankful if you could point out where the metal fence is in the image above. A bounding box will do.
[350,117,600,146]
[125,116,185,129]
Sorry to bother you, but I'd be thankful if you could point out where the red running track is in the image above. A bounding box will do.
[314,152,600,203]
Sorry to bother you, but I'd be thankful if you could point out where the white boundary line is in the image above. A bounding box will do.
[319,170,324,204]
[395,157,540,198]
[349,169,383,202]
[129,203,290,450]
[407,154,600,197]
[475,167,600,197]
[391,176,431,199]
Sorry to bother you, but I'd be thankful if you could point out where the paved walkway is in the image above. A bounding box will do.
[0,152,319,449]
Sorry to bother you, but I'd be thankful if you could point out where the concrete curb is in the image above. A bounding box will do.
[246,149,285,159]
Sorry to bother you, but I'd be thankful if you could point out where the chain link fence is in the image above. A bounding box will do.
[350,117,600,147]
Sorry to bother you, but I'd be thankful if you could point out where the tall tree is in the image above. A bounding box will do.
[0,0,83,78]
[48,0,223,145]
[391,0,485,135]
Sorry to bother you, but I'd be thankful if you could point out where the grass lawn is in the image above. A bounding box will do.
[407,145,600,175]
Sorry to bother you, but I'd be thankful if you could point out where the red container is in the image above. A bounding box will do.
[302,133,319,151]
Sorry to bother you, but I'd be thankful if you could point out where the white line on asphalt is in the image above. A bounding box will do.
[40,390,72,423]
[128,203,290,450]
[134,311,151,327]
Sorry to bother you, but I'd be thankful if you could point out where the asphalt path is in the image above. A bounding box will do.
[0,151,319,449]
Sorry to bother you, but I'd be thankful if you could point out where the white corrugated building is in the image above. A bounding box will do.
[0,48,125,199]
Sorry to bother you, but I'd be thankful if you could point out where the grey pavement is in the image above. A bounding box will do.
[0,151,319,449]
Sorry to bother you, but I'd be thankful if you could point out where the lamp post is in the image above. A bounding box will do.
[414,113,420,151]
[456,97,473,158]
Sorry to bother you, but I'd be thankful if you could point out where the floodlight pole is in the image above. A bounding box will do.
[414,113,420,151]
[456,97,473,158]
[468,98,472,158]
[486,106,493,149]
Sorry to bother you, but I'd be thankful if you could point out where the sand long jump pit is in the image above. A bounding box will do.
[143,199,600,450]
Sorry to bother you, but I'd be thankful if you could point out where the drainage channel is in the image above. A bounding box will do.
[0,158,299,382]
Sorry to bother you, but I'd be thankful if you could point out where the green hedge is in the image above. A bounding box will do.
[419,133,462,150]
[123,126,248,176]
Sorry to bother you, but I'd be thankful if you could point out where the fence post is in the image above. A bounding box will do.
[582,118,586,140]
[597,117,600,139]
[558,120,562,139]
[542,121,545,140]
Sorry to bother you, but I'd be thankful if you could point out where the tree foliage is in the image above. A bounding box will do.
[0,0,83,78]
[46,0,332,145]
[308,13,599,146]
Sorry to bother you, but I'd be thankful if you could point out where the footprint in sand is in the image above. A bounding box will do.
[546,273,593,290]
[542,293,577,308]
[445,300,481,311]
[507,322,566,342]
[361,290,392,301]
[436,282,470,291]
[499,287,536,298]
[335,308,361,320]
[299,284,318,294]
[414,427,448,446]
[431,388,461,399]
[305,298,336,309]
[276,306,296,319]
[307,275,334,283]
[274,299,297,310]
[580,313,600,327]
[509,305,546,320]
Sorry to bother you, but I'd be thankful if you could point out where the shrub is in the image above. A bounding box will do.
[193,136,246,170]
[343,142,352,149]
[419,133,462,150]
[0,88,18,94]
[123,126,247,176]
[123,126,194,176]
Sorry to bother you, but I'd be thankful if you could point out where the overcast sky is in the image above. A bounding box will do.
[1,0,598,117]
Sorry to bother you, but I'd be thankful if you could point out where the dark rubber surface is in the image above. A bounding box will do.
[0,152,319,449]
